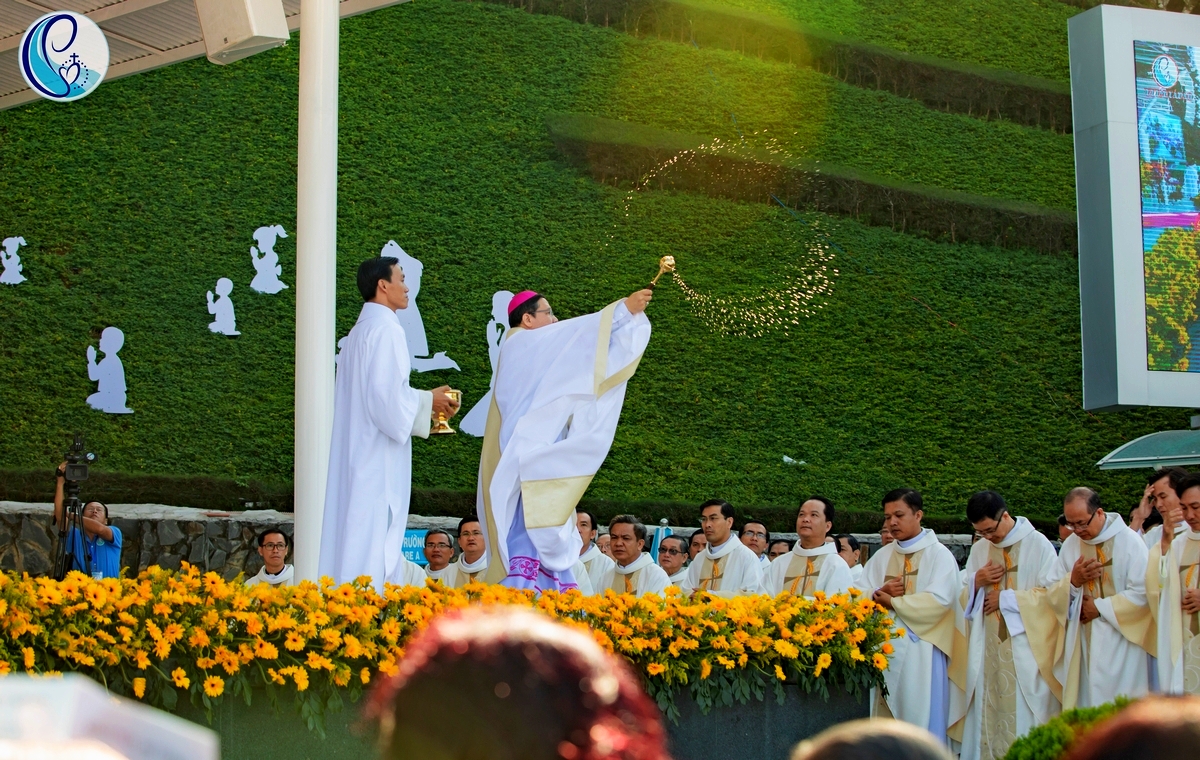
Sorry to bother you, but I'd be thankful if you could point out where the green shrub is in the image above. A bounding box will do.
[1004,698,1133,760]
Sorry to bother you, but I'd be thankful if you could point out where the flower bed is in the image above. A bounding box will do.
[0,564,895,730]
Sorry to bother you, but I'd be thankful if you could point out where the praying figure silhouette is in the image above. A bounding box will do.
[379,240,459,372]
[250,224,289,294]
[460,289,514,437]
[87,327,133,414]
[207,278,240,335]
[0,236,27,285]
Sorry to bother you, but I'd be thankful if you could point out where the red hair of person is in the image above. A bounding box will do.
[1064,696,1200,760]
[364,607,673,760]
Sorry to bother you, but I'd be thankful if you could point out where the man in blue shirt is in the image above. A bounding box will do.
[54,463,122,578]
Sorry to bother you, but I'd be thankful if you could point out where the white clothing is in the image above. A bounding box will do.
[579,543,617,591]
[245,564,295,587]
[572,560,596,595]
[1148,528,1200,694]
[762,541,853,598]
[682,536,763,597]
[436,553,490,588]
[955,517,1060,760]
[426,564,455,583]
[667,568,690,587]
[393,557,431,587]
[478,300,650,587]
[862,529,959,740]
[319,302,433,591]
[1050,513,1151,708]
[1143,522,1186,551]
[848,564,864,586]
[599,553,669,596]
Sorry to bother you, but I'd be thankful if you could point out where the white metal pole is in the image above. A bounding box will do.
[293,0,339,582]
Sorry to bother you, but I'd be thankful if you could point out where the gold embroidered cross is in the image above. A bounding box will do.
[787,557,817,597]
[699,558,723,591]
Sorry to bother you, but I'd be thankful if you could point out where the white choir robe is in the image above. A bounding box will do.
[1143,523,1186,551]
[319,302,433,591]
[1050,513,1153,709]
[245,564,295,588]
[580,544,616,592]
[430,553,490,588]
[848,563,864,586]
[682,536,763,598]
[1147,528,1200,694]
[393,557,432,587]
[667,568,690,587]
[572,560,596,596]
[478,301,650,591]
[862,528,961,741]
[425,563,455,584]
[762,542,853,598]
[600,553,670,596]
[953,517,1060,760]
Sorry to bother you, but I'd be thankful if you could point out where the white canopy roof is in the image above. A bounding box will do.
[0,0,403,110]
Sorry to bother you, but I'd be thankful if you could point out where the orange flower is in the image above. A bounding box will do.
[646,663,666,676]
[203,675,224,697]
[171,668,190,689]
[132,677,147,698]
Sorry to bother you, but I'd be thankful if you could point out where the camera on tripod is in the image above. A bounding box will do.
[52,433,99,581]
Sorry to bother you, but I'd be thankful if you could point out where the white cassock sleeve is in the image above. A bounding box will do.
[367,330,433,442]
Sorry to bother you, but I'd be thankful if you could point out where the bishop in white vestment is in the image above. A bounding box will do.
[1051,489,1153,709]
[683,500,763,597]
[319,258,458,591]
[952,493,1060,760]
[762,497,852,598]
[478,289,652,591]
[864,489,961,742]
[1147,476,1200,694]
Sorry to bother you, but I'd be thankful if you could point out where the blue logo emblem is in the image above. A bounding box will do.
[1153,55,1180,89]
[19,12,109,102]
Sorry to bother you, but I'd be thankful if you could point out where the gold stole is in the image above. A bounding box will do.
[698,555,726,592]
[1079,538,1156,656]
[1181,541,1200,638]
[783,554,825,597]
[610,569,641,595]
[886,547,963,685]
[979,542,1020,760]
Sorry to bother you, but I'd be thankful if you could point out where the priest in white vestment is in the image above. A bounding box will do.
[658,534,690,588]
[319,257,459,590]
[952,492,1060,760]
[864,488,962,742]
[423,530,456,583]
[599,516,670,595]
[478,289,652,591]
[1144,469,1190,552]
[763,497,853,598]
[835,535,864,587]
[244,528,296,587]
[1147,474,1200,694]
[437,517,489,588]
[577,508,616,591]
[682,500,763,597]
[1051,488,1152,709]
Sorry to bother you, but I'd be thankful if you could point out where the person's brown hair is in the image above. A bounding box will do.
[790,719,951,760]
[1065,697,1200,760]
[366,608,671,760]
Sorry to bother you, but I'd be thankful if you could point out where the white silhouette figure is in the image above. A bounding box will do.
[460,290,514,437]
[335,336,348,368]
[87,327,133,414]
[207,278,240,335]
[250,225,289,294]
[379,240,460,372]
[0,236,27,285]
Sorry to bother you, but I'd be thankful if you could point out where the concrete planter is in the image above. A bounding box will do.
[177,684,867,760]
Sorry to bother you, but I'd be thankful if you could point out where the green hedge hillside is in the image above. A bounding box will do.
[0,0,1182,521]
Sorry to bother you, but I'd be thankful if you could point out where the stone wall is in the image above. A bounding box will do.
[0,501,976,579]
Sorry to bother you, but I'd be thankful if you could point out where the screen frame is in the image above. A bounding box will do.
[1070,5,1200,410]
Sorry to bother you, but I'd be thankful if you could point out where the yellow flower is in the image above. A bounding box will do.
[646,663,666,676]
[284,631,305,651]
[154,639,171,660]
[293,667,309,691]
[814,652,832,678]
[773,639,799,659]
[873,653,888,671]
[135,651,150,670]
[203,675,224,697]
[882,643,894,655]
[22,648,34,670]
[774,665,787,681]
[132,678,146,698]
[254,639,279,660]
[171,668,190,689]
[360,668,371,685]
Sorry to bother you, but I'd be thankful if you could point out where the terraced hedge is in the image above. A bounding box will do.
[0,0,1183,523]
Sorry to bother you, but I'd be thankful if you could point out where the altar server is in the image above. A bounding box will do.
[953,491,1060,760]
[683,499,763,597]
[863,488,961,742]
[763,497,852,598]
[1052,487,1152,708]
[600,515,669,596]
[479,289,652,591]
[319,256,459,590]
[1148,473,1200,694]
[577,508,616,591]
